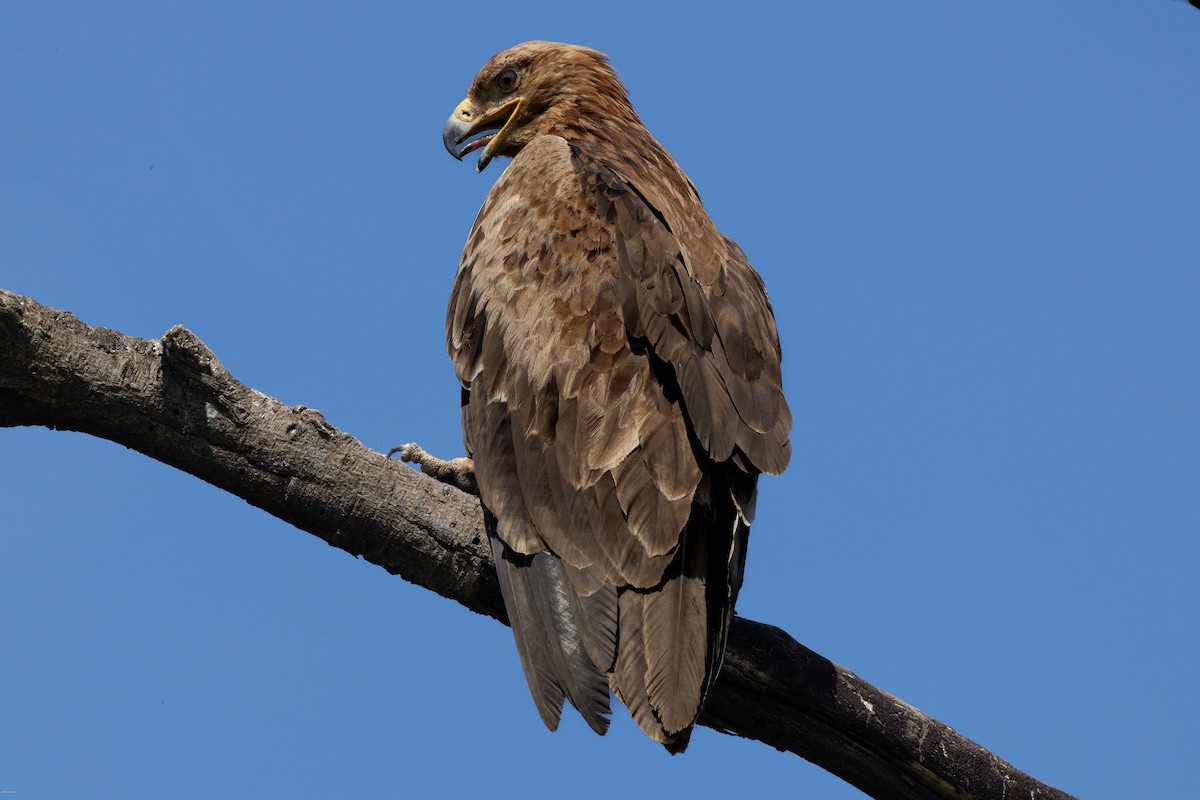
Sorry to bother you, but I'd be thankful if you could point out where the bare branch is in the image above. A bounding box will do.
[0,288,1076,800]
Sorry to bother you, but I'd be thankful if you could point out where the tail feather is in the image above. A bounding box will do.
[487,466,755,752]
[611,468,754,752]
[563,564,619,674]
[640,535,708,735]
[614,572,704,753]
[489,523,612,735]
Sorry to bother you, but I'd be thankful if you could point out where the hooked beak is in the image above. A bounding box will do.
[442,97,522,173]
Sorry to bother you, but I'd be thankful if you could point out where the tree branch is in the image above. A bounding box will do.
[0,288,1076,800]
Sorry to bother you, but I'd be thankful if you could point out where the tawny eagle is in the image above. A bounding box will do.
[438,41,791,752]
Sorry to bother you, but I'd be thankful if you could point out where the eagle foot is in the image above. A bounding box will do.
[388,442,478,496]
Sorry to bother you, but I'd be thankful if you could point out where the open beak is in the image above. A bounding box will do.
[442,97,522,173]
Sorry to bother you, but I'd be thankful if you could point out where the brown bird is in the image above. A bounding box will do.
[439,41,791,752]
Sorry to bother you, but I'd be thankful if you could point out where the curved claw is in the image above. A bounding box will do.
[388,442,478,496]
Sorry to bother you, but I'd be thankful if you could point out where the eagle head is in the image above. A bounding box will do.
[442,41,634,172]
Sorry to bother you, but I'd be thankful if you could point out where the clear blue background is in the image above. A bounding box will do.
[2,2,1197,798]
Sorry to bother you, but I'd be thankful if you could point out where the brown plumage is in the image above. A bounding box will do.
[441,41,791,752]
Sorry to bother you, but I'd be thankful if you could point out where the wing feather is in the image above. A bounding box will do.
[580,151,789,472]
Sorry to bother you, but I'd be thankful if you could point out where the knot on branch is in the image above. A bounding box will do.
[161,325,249,424]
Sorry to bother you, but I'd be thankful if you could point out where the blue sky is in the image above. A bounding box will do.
[2,2,1197,798]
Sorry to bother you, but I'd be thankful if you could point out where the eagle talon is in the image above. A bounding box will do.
[388,442,478,496]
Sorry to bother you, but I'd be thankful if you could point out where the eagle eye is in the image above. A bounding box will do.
[496,68,519,93]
